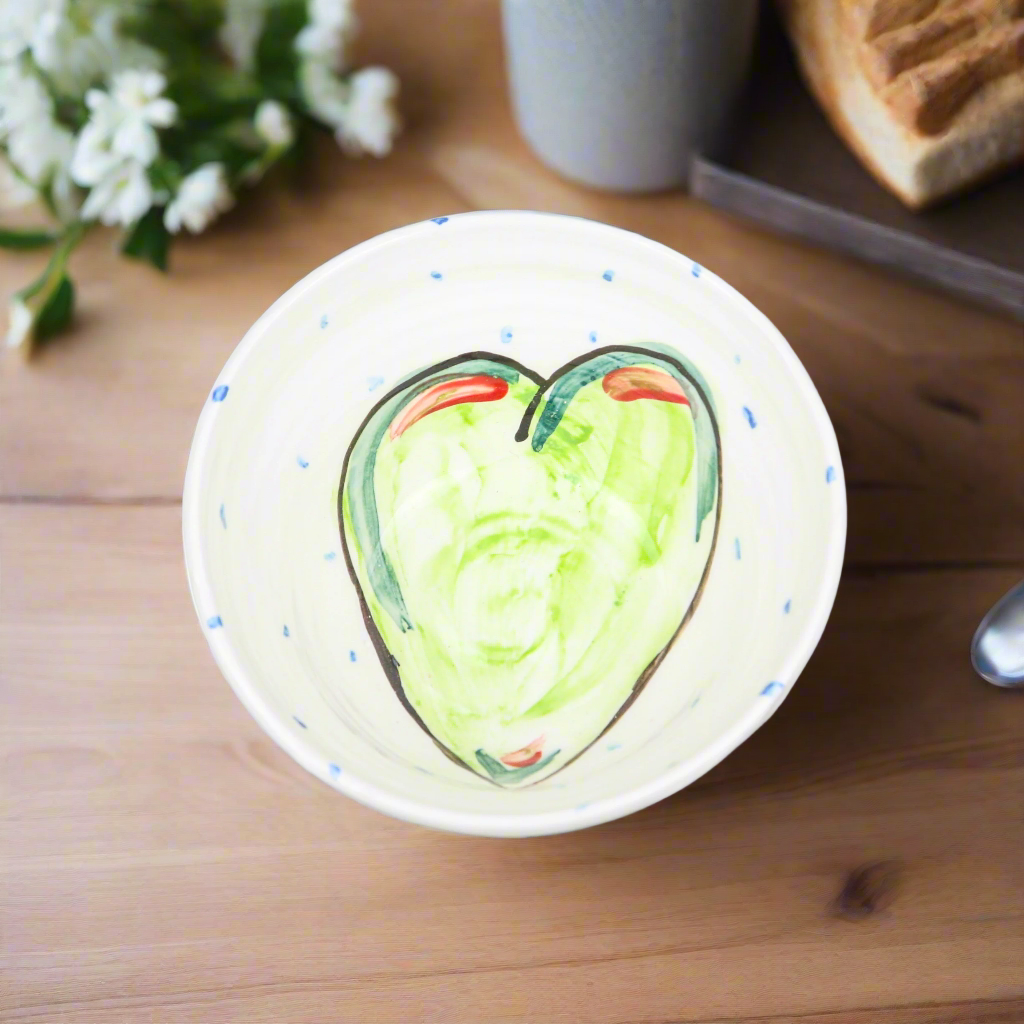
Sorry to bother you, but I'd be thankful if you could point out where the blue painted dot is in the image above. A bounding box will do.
[607,743,622,751]
[761,681,785,697]
[734,537,741,560]
[588,330,598,344]
[826,465,836,484]
[349,650,357,662]
[743,406,757,428]
[207,615,223,629]
[691,695,701,707]
[602,269,614,282]
[500,325,513,344]
[734,354,741,364]
[297,456,309,469]
[430,270,442,280]
[283,625,290,637]
[211,385,229,402]
[576,802,590,811]
[691,262,702,278]
[784,599,792,614]
[293,715,307,729]
[431,216,449,225]
[320,315,328,329]
[219,503,226,529]
[367,376,384,392]
[324,552,337,561]
[328,763,342,780]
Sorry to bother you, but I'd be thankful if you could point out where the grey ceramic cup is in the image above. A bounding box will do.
[502,0,760,192]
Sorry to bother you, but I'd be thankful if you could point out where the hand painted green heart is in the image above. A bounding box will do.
[339,344,721,786]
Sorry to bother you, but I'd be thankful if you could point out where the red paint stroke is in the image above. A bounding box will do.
[390,375,509,439]
[602,366,689,406]
[500,736,545,768]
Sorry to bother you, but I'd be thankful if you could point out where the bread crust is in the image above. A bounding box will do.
[778,0,1024,207]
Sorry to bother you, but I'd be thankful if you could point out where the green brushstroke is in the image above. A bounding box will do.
[345,359,524,632]
[475,748,560,782]
[529,346,717,541]
[341,347,719,785]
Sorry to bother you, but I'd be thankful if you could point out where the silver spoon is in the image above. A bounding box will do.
[972,580,1024,688]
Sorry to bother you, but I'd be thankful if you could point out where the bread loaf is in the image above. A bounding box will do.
[778,0,1024,206]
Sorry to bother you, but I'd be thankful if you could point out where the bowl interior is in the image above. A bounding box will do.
[183,211,845,836]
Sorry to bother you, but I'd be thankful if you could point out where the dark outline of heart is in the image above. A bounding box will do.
[338,346,723,786]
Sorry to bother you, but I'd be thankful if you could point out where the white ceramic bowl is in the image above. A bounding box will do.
[183,211,845,837]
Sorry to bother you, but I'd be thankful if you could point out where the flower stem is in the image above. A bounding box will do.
[7,221,88,357]
[35,222,87,299]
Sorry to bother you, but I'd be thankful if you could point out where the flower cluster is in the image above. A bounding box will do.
[1,0,401,356]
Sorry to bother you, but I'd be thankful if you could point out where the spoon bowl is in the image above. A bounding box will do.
[971,581,1024,688]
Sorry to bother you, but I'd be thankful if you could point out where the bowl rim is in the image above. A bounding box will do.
[183,209,847,838]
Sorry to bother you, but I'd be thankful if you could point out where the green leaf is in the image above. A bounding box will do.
[474,748,560,783]
[122,208,171,272]
[178,134,256,179]
[6,222,85,356]
[34,275,75,340]
[0,227,58,250]
[149,157,183,197]
[256,1,308,98]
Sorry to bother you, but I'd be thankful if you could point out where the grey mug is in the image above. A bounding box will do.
[502,0,760,192]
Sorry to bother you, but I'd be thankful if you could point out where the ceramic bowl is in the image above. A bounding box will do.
[183,211,845,837]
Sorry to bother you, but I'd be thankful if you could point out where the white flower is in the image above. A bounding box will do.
[5,295,34,352]
[70,116,123,187]
[334,67,400,157]
[91,70,177,165]
[295,0,357,71]
[13,1,162,94]
[254,100,294,148]
[299,59,401,157]
[164,164,234,234]
[309,0,356,30]
[298,57,349,127]
[7,117,76,188]
[30,7,74,73]
[220,0,268,71]
[0,65,57,159]
[8,121,79,220]
[0,62,77,213]
[80,159,152,226]
[294,22,342,67]
[293,0,400,156]
[71,69,176,200]
[0,0,58,61]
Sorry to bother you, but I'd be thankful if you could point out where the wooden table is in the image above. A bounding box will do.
[4,4,1023,1021]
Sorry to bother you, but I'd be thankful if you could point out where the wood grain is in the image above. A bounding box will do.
[3,505,1024,1021]
[2,1,1023,1021]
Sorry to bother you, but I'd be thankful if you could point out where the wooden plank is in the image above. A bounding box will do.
[3,505,1023,1022]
